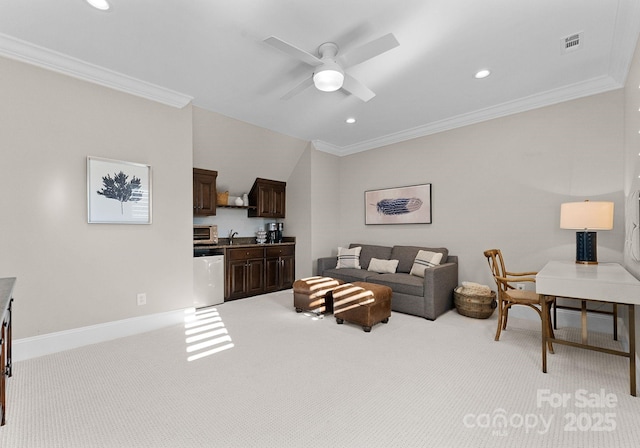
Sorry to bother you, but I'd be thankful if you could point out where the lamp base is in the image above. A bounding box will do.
[575,231,598,264]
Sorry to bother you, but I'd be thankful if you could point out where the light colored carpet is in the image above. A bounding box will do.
[1,290,639,448]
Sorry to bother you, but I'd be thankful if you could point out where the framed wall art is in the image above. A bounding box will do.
[87,156,152,224]
[365,183,431,225]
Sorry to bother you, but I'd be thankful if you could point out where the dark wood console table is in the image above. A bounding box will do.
[0,277,15,426]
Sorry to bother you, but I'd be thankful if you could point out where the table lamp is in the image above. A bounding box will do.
[560,200,614,264]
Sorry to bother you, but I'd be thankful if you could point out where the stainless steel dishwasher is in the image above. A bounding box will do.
[193,249,224,308]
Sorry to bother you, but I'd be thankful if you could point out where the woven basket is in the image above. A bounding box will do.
[454,288,497,319]
[216,191,229,205]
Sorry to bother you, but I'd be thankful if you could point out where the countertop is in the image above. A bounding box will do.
[195,237,295,251]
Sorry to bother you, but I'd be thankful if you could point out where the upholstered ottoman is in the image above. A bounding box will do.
[333,281,392,332]
[293,276,343,314]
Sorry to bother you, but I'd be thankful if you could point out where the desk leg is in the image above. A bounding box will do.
[613,303,618,341]
[630,304,636,397]
[581,300,588,344]
[542,296,548,373]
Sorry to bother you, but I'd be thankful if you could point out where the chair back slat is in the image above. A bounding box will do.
[484,249,508,294]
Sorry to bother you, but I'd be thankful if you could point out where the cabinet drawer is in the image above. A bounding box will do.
[227,247,264,261]
[265,245,295,258]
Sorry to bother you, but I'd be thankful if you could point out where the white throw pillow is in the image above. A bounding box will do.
[336,246,362,269]
[367,258,399,274]
[410,250,443,277]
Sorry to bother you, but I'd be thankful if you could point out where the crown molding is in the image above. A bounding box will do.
[314,75,623,157]
[0,32,193,108]
[313,0,640,157]
[609,0,640,85]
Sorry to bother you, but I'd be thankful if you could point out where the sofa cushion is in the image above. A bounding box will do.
[391,246,449,273]
[322,267,372,283]
[367,257,399,274]
[410,250,443,277]
[336,246,362,269]
[349,243,392,271]
[366,273,425,297]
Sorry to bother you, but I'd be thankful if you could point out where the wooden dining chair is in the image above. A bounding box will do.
[484,249,555,352]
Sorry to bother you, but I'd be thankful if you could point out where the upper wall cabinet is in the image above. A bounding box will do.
[248,178,286,218]
[193,168,217,216]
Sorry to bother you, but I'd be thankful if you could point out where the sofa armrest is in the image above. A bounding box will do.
[423,261,459,319]
[316,257,337,276]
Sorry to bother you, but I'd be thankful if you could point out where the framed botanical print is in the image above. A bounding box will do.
[87,157,152,224]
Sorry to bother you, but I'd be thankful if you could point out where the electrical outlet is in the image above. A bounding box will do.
[516,284,525,291]
[137,293,147,306]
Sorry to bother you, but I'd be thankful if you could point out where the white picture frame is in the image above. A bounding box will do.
[365,183,432,225]
[87,156,152,224]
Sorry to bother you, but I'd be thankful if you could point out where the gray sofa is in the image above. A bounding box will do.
[317,243,458,320]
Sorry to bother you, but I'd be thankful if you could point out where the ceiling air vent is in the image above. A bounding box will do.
[562,32,583,54]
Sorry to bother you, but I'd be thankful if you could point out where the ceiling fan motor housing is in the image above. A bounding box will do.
[313,42,343,91]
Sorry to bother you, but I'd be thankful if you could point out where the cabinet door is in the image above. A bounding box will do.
[226,259,248,300]
[248,179,286,218]
[257,184,273,216]
[193,169,217,216]
[246,258,265,295]
[265,245,295,291]
[280,255,295,289]
[264,257,281,292]
[271,185,286,218]
[225,247,265,300]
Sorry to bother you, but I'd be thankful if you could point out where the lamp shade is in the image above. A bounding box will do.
[560,201,614,230]
[313,62,344,92]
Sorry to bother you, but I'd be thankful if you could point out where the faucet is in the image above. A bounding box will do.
[229,230,238,245]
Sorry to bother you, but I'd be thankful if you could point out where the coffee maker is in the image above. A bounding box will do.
[267,222,283,243]
[267,222,278,244]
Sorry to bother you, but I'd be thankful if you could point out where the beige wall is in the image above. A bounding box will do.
[192,106,308,240]
[336,90,625,286]
[286,145,342,278]
[192,106,307,194]
[0,56,194,338]
[285,145,313,278]
[2,35,637,345]
[623,37,640,357]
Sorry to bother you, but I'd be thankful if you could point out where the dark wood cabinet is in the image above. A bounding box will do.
[225,247,265,301]
[248,178,286,218]
[193,168,217,216]
[265,245,295,292]
[224,244,295,300]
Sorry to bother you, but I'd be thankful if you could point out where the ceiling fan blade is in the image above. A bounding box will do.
[342,74,376,102]
[281,76,314,100]
[264,36,323,67]
[341,33,399,68]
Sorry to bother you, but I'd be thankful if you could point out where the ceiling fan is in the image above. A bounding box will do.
[264,33,399,102]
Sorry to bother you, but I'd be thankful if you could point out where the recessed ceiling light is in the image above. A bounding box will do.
[86,0,110,11]
[346,117,356,124]
[474,69,491,79]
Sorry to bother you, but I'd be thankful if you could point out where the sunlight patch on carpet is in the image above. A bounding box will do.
[183,307,234,361]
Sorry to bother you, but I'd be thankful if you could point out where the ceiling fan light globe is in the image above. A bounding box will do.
[313,68,344,92]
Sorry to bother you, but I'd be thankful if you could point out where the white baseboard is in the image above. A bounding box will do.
[13,309,187,362]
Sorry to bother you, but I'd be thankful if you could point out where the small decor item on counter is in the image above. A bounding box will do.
[235,196,244,206]
[256,229,267,244]
[242,193,249,206]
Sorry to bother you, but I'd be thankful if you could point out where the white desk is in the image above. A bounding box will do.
[536,261,639,396]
